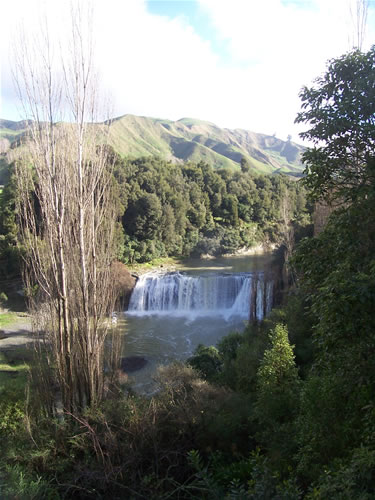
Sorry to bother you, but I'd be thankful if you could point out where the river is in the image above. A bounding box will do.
[112,253,276,393]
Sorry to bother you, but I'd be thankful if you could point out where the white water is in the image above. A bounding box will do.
[128,271,273,321]
[116,256,276,393]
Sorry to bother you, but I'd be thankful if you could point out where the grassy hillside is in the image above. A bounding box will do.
[108,115,305,175]
[0,115,305,175]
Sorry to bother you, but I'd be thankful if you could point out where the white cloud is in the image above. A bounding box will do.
[196,0,375,139]
[1,0,374,143]
[92,0,221,121]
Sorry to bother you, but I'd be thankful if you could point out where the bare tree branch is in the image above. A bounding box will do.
[13,1,121,414]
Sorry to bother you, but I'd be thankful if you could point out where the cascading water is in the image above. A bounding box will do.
[128,271,273,321]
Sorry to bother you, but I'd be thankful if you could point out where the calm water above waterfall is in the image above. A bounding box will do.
[116,254,276,392]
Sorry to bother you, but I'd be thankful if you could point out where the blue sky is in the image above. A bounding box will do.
[1,0,375,143]
[146,0,231,62]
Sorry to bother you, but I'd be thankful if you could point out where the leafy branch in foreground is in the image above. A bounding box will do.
[296,45,375,203]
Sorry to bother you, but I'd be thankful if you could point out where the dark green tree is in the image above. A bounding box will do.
[240,157,251,173]
[295,46,375,203]
[221,194,239,227]
[0,163,22,280]
[253,324,300,469]
[292,46,375,490]
[123,192,162,240]
[187,344,222,382]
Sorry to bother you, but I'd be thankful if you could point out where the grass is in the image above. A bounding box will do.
[108,115,304,175]
[0,129,22,137]
[0,351,29,372]
[0,312,19,328]
[0,351,30,393]
[128,256,182,274]
[0,294,31,390]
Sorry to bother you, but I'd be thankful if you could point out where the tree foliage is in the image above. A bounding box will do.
[113,156,311,263]
[182,45,375,496]
[0,164,21,280]
[291,46,375,492]
[296,46,375,203]
[253,324,300,467]
[6,28,375,500]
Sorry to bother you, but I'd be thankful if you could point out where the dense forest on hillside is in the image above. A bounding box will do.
[115,156,311,263]
[1,45,375,500]
[0,155,311,278]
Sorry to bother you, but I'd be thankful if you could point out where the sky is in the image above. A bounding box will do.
[1,0,375,143]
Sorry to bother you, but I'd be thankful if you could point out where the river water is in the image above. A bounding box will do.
[113,254,276,393]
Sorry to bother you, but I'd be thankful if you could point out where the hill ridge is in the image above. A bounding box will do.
[0,115,305,175]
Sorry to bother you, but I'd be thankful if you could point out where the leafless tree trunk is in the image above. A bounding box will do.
[12,3,121,414]
[349,0,369,50]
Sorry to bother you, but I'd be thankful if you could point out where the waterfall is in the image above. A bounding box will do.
[128,271,273,320]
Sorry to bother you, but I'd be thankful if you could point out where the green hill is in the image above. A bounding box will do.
[0,115,305,175]
[107,115,305,175]
[0,120,29,148]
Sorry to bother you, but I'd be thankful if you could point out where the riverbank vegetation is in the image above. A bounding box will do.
[115,156,311,263]
[0,154,312,277]
[1,27,374,500]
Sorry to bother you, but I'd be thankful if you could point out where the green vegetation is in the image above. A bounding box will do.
[296,46,375,204]
[115,156,311,263]
[0,154,310,272]
[0,312,18,327]
[187,45,375,497]
[0,350,29,389]
[1,114,305,174]
[1,46,374,499]
[107,114,305,173]
[0,162,22,284]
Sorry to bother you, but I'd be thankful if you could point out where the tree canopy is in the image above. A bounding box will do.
[113,156,311,263]
[295,45,375,202]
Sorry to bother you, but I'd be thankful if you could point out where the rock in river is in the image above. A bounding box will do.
[120,356,148,373]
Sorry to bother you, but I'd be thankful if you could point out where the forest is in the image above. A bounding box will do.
[115,155,311,263]
[0,155,311,278]
[0,16,375,500]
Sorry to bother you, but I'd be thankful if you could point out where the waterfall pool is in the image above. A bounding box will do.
[111,254,277,393]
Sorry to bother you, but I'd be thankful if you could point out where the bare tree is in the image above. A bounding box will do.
[349,0,369,50]
[13,3,121,414]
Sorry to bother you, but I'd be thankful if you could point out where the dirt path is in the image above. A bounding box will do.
[0,315,35,350]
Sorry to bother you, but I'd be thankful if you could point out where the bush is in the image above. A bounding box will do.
[188,448,302,499]
[0,465,60,500]
[187,344,223,381]
[307,447,375,499]
[253,324,300,470]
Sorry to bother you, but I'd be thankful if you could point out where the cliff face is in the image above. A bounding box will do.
[111,261,137,310]
[313,201,335,236]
